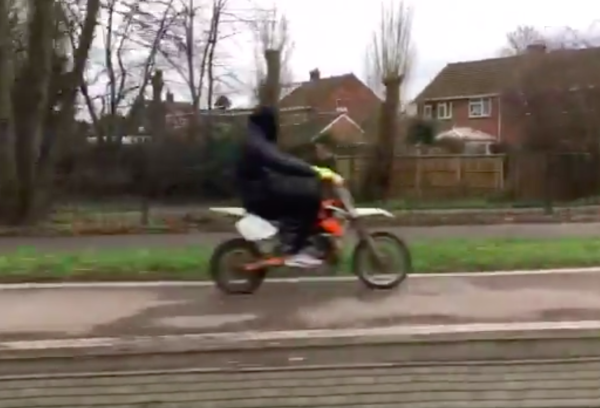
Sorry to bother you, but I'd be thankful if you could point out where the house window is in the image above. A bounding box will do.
[423,104,432,119]
[436,102,452,120]
[292,113,308,124]
[335,99,348,112]
[469,98,492,118]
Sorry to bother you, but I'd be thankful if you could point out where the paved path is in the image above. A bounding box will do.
[3,270,600,341]
[3,223,600,253]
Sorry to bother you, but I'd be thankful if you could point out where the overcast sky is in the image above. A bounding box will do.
[239,0,599,101]
[86,0,600,112]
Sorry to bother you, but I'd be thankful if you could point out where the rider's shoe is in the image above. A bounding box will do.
[284,252,323,268]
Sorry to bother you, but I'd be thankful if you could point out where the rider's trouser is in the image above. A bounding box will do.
[246,178,321,254]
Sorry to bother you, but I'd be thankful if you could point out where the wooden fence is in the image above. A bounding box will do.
[336,154,506,199]
[508,152,600,201]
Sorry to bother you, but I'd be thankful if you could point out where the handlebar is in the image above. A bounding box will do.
[312,166,343,185]
[321,175,345,186]
[333,183,358,218]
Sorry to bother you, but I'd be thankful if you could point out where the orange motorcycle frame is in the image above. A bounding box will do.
[242,199,345,271]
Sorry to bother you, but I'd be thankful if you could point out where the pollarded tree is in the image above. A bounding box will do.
[361,0,415,200]
[250,5,293,108]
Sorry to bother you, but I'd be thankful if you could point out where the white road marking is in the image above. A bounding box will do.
[1,267,599,290]
[4,320,600,351]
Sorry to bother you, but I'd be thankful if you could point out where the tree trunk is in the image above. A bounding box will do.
[150,70,166,139]
[263,49,281,108]
[0,0,17,222]
[13,0,56,224]
[361,76,402,201]
[141,69,166,223]
[33,0,101,222]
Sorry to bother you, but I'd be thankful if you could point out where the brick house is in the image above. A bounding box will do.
[415,44,600,149]
[279,69,382,146]
[278,110,366,149]
[161,98,365,149]
[134,70,380,147]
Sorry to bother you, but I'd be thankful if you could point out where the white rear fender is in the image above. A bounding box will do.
[354,208,394,218]
[208,207,247,217]
[209,208,277,241]
[235,214,278,241]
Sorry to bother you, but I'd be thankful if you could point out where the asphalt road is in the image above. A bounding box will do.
[3,222,600,253]
[3,270,600,341]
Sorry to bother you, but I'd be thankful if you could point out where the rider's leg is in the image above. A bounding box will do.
[281,185,322,267]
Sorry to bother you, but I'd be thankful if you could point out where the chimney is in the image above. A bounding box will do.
[309,68,320,81]
[166,91,174,102]
[526,43,547,54]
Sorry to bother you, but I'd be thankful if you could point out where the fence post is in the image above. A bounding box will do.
[415,156,422,198]
[455,156,463,185]
[498,155,505,190]
[347,155,354,193]
[543,153,554,214]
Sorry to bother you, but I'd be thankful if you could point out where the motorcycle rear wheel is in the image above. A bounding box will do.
[351,231,411,290]
[209,238,267,295]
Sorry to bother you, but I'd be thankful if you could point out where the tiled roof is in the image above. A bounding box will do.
[279,112,343,148]
[417,47,600,100]
[280,73,357,107]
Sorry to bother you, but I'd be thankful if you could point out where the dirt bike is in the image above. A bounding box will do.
[207,180,412,294]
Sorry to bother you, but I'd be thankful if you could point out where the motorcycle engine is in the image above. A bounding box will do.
[310,233,341,265]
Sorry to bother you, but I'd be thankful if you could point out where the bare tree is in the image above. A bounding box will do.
[499,24,600,56]
[206,0,236,110]
[501,26,600,205]
[0,0,101,224]
[157,0,243,142]
[499,25,545,56]
[363,58,385,100]
[160,0,232,110]
[80,0,178,144]
[361,0,414,200]
[249,6,293,106]
[503,25,600,151]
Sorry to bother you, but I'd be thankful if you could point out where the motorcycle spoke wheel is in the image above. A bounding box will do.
[352,231,411,290]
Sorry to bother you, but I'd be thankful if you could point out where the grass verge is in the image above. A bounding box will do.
[2,237,600,282]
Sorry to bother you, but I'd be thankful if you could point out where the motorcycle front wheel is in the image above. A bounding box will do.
[351,231,411,290]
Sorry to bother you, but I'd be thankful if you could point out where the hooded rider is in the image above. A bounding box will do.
[235,106,342,267]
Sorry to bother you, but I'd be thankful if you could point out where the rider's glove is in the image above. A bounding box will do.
[312,166,344,185]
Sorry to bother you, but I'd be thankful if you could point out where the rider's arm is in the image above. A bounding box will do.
[250,134,318,177]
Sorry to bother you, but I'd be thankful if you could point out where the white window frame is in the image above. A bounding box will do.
[423,104,433,119]
[436,102,452,120]
[335,99,348,113]
[468,98,492,118]
[292,113,307,124]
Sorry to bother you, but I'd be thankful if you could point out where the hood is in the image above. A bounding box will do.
[248,106,278,143]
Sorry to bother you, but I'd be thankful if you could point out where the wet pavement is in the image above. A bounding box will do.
[3,223,600,253]
[3,271,600,341]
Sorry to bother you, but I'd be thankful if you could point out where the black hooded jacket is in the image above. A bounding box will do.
[236,106,317,204]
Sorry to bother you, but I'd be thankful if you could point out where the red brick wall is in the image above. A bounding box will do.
[326,116,366,144]
[418,97,521,143]
[320,77,381,124]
